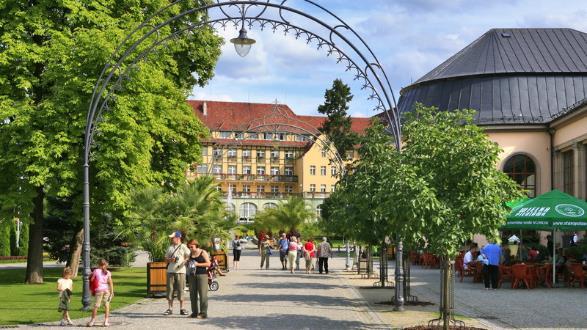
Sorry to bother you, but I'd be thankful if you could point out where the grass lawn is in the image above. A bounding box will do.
[0,267,146,326]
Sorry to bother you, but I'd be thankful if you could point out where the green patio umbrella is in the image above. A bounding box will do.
[503,189,587,286]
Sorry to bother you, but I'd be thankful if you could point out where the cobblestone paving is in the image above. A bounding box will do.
[28,250,390,329]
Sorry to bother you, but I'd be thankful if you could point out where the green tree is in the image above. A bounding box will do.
[317,79,358,158]
[401,104,523,328]
[0,1,222,283]
[126,176,234,261]
[254,197,314,235]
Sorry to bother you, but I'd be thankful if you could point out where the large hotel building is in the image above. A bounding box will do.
[186,100,370,223]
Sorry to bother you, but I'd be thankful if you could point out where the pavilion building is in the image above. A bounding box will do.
[397,28,587,245]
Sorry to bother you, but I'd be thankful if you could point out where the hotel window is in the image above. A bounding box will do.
[285,167,294,176]
[331,185,335,192]
[239,203,257,221]
[227,149,237,158]
[309,184,316,192]
[257,166,266,175]
[271,167,280,175]
[242,149,251,158]
[562,150,574,195]
[220,131,231,139]
[285,185,293,193]
[213,148,222,157]
[212,164,222,174]
[257,150,265,159]
[345,150,354,160]
[263,132,273,140]
[503,154,536,197]
[271,185,279,193]
[331,166,337,176]
[296,135,306,142]
[227,165,237,175]
[320,166,327,176]
[257,185,265,193]
[248,132,258,139]
[321,149,327,157]
[234,132,244,139]
[243,185,251,193]
[310,165,316,175]
[264,202,278,209]
[285,150,295,159]
[316,204,322,218]
[228,184,236,193]
[271,150,279,159]
[196,164,208,174]
[201,146,208,156]
[243,166,252,175]
[277,133,285,141]
[320,184,326,192]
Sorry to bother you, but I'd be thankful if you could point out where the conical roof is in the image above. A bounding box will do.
[414,28,587,85]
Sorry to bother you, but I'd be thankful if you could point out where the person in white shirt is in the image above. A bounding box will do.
[463,243,477,270]
[57,267,74,326]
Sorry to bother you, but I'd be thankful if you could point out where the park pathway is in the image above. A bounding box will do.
[32,249,390,329]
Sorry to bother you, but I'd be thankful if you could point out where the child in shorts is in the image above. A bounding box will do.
[87,259,114,327]
[57,267,73,326]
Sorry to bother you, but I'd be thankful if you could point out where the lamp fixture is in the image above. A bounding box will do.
[230,27,256,57]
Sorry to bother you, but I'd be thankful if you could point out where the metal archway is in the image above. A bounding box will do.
[82,0,403,310]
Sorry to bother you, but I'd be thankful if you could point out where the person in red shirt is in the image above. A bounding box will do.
[303,239,316,274]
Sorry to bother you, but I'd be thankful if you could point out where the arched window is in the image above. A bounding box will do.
[503,154,536,197]
[239,203,257,222]
[263,202,278,210]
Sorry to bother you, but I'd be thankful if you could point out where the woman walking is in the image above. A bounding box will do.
[303,239,316,274]
[287,236,299,274]
[232,235,247,270]
[87,259,114,327]
[187,239,211,319]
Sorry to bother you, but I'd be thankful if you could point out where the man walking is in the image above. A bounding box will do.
[164,231,190,315]
[278,233,289,270]
[259,237,271,270]
[481,242,502,290]
[317,237,332,274]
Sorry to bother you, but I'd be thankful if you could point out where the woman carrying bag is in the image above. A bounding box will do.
[186,239,211,319]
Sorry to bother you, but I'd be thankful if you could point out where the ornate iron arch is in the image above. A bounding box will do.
[82,0,403,310]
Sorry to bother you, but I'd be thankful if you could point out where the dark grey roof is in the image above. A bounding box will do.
[413,28,587,85]
[398,28,587,125]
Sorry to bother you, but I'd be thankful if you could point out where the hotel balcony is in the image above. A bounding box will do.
[212,174,299,183]
[222,192,330,199]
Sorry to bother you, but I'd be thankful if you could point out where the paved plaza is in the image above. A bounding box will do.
[18,249,587,329]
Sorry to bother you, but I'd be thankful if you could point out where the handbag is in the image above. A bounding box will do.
[89,273,99,296]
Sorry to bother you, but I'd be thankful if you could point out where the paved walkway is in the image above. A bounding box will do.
[29,249,389,329]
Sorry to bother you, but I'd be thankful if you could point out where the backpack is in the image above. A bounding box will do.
[89,273,99,296]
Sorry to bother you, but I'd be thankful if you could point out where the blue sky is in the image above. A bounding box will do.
[191,0,587,118]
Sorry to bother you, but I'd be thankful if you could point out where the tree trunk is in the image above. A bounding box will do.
[25,187,44,284]
[67,227,84,278]
[440,257,451,330]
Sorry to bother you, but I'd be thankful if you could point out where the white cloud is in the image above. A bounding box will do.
[194,0,587,117]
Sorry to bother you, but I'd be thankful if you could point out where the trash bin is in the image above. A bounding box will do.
[147,261,167,297]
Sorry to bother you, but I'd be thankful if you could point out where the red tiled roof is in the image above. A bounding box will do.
[188,100,371,135]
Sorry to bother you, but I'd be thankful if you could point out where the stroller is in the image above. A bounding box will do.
[207,257,220,291]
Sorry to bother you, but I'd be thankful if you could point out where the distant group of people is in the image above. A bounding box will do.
[258,233,333,274]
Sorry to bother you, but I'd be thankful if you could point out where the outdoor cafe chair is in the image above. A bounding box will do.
[498,264,512,288]
[566,263,585,288]
[511,264,532,289]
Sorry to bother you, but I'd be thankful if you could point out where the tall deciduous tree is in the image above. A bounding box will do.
[317,79,358,158]
[401,104,523,328]
[0,1,222,283]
